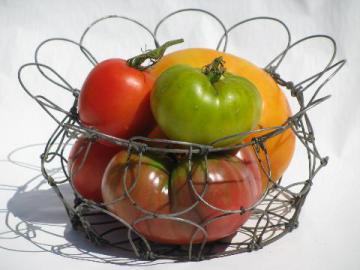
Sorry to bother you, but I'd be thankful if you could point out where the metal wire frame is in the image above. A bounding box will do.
[17,8,345,261]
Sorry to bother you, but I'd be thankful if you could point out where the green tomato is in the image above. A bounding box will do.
[150,60,262,146]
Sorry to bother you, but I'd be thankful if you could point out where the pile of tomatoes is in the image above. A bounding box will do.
[68,40,295,245]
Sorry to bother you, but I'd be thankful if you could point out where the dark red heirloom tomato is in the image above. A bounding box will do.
[68,138,121,202]
[101,151,185,244]
[78,39,183,141]
[102,147,261,244]
[171,148,262,243]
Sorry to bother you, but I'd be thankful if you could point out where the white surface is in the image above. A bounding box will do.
[1,0,359,269]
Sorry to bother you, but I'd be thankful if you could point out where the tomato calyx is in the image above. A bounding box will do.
[126,39,184,71]
[201,56,226,84]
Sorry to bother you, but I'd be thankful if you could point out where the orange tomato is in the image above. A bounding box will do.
[149,48,295,188]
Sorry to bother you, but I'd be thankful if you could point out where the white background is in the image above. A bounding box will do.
[1,0,359,269]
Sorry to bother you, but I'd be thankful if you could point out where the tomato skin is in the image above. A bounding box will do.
[101,151,189,244]
[150,48,295,186]
[78,59,156,140]
[68,138,121,202]
[171,148,261,242]
[101,148,261,244]
[151,64,262,146]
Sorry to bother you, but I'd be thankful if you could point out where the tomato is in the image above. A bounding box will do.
[78,39,184,142]
[78,59,155,140]
[101,147,261,244]
[151,57,262,147]
[68,138,121,202]
[101,151,182,244]
[150,48,295,186]
[171,150,262,242]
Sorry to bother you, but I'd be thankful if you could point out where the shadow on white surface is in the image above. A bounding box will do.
[0,144,174,266]
[7,179,70,224]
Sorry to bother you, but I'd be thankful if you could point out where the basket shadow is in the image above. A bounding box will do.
[6,179,70,224]
[1,144,174,266]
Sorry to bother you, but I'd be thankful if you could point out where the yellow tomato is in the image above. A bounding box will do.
[149,48,295,188]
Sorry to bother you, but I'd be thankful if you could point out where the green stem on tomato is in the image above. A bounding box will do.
[126,39,184,71]
[202,56,226,84]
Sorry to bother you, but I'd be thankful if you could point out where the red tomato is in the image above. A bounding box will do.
[101,151,184,244]
[78,59,155,140]
[171,149,262,242]
[68,138,120,202]
[78,39,184,142]
[101,147,261,244]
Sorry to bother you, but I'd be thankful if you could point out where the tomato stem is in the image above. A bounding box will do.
[126,39,184,71]
[202,57,226,84]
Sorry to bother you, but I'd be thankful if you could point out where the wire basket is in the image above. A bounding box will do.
[18,9,345,261]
